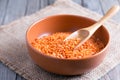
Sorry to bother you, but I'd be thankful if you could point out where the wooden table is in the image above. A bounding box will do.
[0,0,120,80]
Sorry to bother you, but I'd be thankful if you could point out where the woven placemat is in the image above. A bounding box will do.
[0,0,120,80]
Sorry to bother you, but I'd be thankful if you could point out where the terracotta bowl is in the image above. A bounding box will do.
[26,15,110,75]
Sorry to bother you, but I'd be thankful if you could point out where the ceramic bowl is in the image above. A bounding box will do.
[26,15,110,75]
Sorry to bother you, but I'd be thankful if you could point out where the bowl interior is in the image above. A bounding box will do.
[27,15,109,53]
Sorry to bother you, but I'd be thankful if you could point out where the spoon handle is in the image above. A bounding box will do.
[87,5,120,36]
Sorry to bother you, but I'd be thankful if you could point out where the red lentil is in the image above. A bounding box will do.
[31,32,104,59]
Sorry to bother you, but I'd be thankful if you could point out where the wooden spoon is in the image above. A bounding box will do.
[64,5,120,49]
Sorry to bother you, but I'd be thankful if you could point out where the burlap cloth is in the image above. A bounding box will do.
[0,0,120,80]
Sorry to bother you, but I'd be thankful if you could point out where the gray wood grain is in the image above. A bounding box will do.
[16,74,26,80]
[0,0,8,25]
[3,0,27,24]
[82,0,103,15]
[25,0,40,15]
[0,62,16,80]
[40,0,49,9]
[100,0,120,22]
[48,0,55,5]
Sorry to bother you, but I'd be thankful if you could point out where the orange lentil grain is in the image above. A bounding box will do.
[31,32,105,59]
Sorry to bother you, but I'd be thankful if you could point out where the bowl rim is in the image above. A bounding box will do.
[26,14,110,61]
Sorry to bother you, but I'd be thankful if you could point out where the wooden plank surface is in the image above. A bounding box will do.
[25,0,40,15]
[100,0,120,22]
[40,0,49,9]
[0,62,16,80]
[82,0,103,15]
[48,0,55,5]
[0,0,8,25]
[3,0,27,24]
[0,0,120,80]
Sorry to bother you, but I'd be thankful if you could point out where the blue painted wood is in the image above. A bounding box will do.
[0,62,16,80]
[25,0,40,15]
[16,74,26,80]
[100,0,120,22]
[48,0,55,5]
[0,0,8,25]
[82,0,103,15]
[3,0,27,24]
[40,0,49,9]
